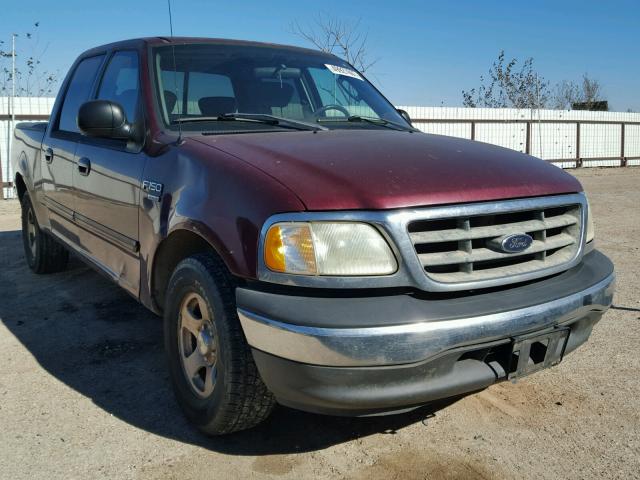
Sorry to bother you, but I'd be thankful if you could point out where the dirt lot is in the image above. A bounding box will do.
[0,168,638,480]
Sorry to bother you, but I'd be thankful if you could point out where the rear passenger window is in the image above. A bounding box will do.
[258,78,306,119]
[186,72,235,114]
[57,55,105,133]
[97,51,140,121]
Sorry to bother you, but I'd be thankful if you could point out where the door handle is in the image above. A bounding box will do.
[77,157,91,176]
[44,148,54,164]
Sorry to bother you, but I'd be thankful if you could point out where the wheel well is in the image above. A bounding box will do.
[152,229,221,312]
[15,173,27,201]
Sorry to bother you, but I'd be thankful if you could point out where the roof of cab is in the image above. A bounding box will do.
[78,36,335,58]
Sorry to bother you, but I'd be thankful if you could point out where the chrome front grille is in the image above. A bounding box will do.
[408,202,583,284]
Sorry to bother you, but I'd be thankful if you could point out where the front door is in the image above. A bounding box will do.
[72,50,146,296]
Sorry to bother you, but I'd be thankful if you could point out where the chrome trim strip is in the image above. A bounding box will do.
[43,196,139,254]
[43,196,74,222]
[238,272,614,367]
[257,193,588,292]
[74,211,139,254]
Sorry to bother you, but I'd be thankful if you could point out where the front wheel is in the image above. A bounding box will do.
[164,253,275,435]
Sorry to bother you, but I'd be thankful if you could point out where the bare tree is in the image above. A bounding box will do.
[551,80,580,109]
[552,74,606,110]
[462,51,550,109]
[580,74,603,108]
[289,13,378,73]
[0,22,59,97]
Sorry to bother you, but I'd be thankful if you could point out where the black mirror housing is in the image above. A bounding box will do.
[396,109,412,126]
[78,100,132,139]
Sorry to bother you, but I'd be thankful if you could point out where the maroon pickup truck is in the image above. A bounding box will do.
[13,37,614,435]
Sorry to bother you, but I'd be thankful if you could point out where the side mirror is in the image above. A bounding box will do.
[78,100,132,139]
[396,108,412,125]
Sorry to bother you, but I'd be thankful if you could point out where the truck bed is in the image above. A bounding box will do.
[11,122,49,191]
[15,121,48,132]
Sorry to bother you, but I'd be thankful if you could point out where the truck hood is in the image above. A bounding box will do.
[193,129,582,210]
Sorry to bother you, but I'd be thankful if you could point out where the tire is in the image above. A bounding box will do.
[21,193,69,274]
[164,253,275,435]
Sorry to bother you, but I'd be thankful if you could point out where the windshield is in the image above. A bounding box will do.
[152,43,409,132]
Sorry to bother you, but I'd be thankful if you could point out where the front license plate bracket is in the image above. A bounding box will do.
[508,327,570,381]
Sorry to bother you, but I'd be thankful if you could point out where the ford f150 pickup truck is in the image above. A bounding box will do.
[13,37,615,435]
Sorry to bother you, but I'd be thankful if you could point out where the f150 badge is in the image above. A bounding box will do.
[142,180,164,201]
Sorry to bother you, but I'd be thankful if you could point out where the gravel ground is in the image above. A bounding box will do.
[0,167,638,480]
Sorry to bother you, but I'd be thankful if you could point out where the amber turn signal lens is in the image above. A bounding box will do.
[264,225,286,272]
[264,224,317,274]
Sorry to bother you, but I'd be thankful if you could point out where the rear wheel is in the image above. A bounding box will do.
[164,253,275,435]
[21,193,69,274]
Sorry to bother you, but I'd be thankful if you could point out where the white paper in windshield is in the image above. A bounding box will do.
[325,64,363,80]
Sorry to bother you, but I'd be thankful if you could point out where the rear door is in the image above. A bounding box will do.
[42,54,105,243]
[72,50,146,296]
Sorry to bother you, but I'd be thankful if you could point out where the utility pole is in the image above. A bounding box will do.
[6,33,17,199]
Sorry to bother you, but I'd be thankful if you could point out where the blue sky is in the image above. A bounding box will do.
[2,0,639,111]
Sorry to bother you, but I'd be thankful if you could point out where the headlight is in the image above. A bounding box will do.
[263,222,397,276]
[586,198,595,243]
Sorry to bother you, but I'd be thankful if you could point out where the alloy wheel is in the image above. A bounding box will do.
[177,292,218,398]
[26,207,37,257]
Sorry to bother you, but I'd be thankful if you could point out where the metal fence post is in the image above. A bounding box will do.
[576,122,582,168]
[621,123,626,167]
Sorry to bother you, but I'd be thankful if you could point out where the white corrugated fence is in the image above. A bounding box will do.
[2,98,639,199]
[400,107,640,169]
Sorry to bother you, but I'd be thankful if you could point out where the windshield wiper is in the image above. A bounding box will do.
[346,115,417,132]
[317,115,415,132]
[173,113,326,132]
[222,113,327,131]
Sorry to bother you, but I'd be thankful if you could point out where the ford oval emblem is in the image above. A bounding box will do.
[498,233,534,253]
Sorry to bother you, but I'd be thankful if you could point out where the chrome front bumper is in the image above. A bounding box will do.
[238,252,615,368]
